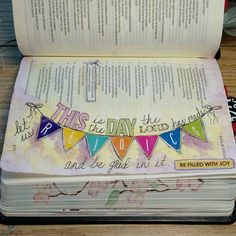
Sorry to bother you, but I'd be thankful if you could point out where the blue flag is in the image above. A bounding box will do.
[37,116,61,140]
[86,134,109,157]
[160,128,181,152]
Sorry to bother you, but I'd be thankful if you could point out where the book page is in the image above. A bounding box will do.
[1,57,235,178]
[12,0,224,58]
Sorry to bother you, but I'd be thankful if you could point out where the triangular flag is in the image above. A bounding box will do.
[36,116,61,140]
[182,119,207,142]
[110,136,133,159]
[160,128,181,152]
[86,134,109,157]
[63,128,85,151]
[135,136,159,158]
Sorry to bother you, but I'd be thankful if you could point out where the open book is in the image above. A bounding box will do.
[1,0,236,222]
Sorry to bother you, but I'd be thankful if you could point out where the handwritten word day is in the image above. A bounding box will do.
[31,103,220,160]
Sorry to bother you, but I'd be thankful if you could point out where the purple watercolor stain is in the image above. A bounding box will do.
[182,133,213,155]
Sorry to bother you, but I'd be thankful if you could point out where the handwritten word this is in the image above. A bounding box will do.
[51,103,89,131]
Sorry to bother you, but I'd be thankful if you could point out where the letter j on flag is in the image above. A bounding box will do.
[86,133,109,157]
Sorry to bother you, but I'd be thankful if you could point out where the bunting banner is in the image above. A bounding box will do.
[135,136,159,158]
[35,113,209,160]
[110,136,134,159]
[182,120,207,142]
[36,116,62,140]
[63,128,86,151]
[159,128,181,152]
[86,134,109,157]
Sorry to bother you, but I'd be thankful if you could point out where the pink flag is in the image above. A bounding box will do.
[135,135,159,158]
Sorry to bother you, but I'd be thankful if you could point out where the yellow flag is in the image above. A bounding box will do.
[63,128,85,151]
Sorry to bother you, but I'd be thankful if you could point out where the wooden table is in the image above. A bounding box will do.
[0,35,236,236]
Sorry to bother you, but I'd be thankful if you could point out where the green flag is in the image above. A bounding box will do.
[182,120,207,142]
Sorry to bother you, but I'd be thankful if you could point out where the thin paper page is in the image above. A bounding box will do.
[12,0,224,57]
[1,57,235,178]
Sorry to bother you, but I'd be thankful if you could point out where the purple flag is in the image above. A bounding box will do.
[36,116,62,140]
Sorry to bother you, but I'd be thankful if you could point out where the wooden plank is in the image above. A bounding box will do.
[0,224,236,236]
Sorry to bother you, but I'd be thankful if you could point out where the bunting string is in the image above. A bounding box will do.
[30,103,222,160]
[26,102,44,119]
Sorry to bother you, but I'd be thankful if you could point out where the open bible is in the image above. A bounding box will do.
[1,0,236,223]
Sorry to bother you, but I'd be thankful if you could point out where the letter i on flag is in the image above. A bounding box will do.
[63,128,85,152]
[86,133,109,157]
[159,128,181,152]
[182,119,207,142]
[135,136,159,158]
[36,116,62,140]
[110,137,133,159]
